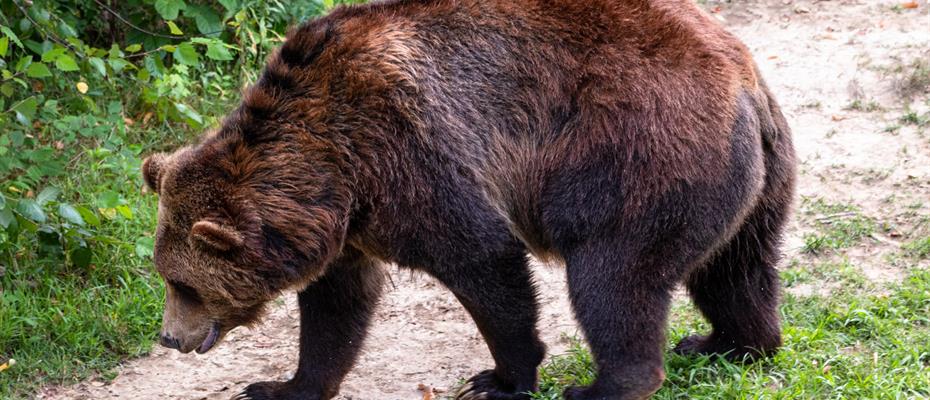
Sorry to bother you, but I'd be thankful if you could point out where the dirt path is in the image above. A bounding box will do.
[39,1,930,399]
[40,264,575,400]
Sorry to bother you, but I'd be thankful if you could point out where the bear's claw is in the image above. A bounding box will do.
[454,370,530,400]
[673,334,713,355]
[232,381,313,400]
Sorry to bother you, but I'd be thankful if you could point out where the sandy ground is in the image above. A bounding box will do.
[39,0,930,399]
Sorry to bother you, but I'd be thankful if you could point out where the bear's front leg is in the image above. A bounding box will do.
[234,249,384,400]
[431,248,545,400]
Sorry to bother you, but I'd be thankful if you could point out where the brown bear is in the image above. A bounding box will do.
[142,0,795,399]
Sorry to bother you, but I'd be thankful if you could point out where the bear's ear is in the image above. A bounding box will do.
[142,153,168,194]
[190,220,244,252]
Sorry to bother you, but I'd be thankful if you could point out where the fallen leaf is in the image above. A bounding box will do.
[76,82,88,94]
[0,359,15,373]
[417,383,433,400]
[831,115,847,121]
[902,1,919,9]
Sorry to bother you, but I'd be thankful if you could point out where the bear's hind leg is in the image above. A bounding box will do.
[560,239,676,400]
[236,248,384,400]
[674,193,790,361]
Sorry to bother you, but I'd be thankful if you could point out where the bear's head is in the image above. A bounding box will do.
[142,129,353,354]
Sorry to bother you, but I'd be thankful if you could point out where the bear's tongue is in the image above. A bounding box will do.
[196,323,221,354]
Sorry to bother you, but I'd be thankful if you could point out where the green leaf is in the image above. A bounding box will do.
[17,199,47,223]
[0,206,14,229]
[41,47,66,62]
[57,21,78,38]
[167,21,184,36]
[16,213,38,233]
[55,54,79,71]
[70,246,93,268]
[0,25,22,48]
[218,0,239,12]
[186,5,224,36]
[97,190,121,208]
[125,44,143,53]
[135,236,155,259]
[205,40,233,61]
[144,54,166,77]
[0,37,8,57]
[15,56,32,72]
[25,62,52,78]
[136,68,150,82]
[174,102,203,125]
[36,187,61,205]
[323,0,334,9]
[108,58,132,73]
[116,204,133,220]
[108,44,124,59]
[58,203,85,226]
[88,57,107,77]
[75,205,100,227]
[155,0,187,20]
[173,42,199,66]
[10,96,38,124]
[0,194,5,209]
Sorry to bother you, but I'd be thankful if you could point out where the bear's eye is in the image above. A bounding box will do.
[169,280,202,303]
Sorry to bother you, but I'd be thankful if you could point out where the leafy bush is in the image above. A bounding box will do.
[0,0,360,396]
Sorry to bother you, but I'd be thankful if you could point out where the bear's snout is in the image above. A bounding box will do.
[159,332,181,350]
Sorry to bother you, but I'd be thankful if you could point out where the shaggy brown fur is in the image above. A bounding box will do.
[143,0,796,399]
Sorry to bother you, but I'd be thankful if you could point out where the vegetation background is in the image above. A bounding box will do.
[0,0,362,396]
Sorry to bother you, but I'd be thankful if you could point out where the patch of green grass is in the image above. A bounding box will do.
[0,79,243,397]
[802,215,875,255]
[900,109,929,127]
[780,259,868,291]
[780,260,814,287]
[531,269,930,399]
[532,337,598,396]
[883,124,902,134]
[799,199,875,255]
[893,57,930,100]
[844,99,884,112]
[905,237,930,259]
[0,152,166,397]
[800,197,857,215]
[815,260,867,287]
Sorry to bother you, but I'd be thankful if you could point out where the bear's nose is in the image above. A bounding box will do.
[159,332,181,350]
